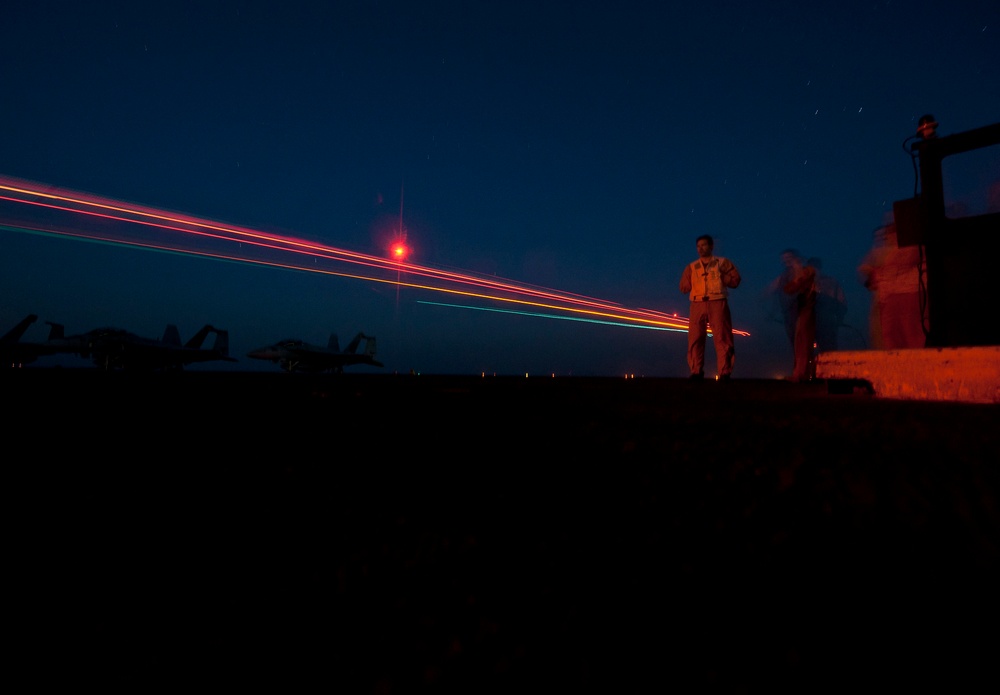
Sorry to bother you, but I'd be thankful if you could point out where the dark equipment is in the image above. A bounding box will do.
[894,119,1000,347]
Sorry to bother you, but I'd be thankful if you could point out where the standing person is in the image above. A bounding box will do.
[765,249,804,360]
[679,234,741,380]
[858,216,927,349]
[780,249,818,382]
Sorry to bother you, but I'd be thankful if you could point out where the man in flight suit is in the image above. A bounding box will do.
[679,234,742,380]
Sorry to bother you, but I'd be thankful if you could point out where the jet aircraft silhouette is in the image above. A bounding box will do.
[247,332,383,373]
[84,323,236,371]
[39,321,238,370]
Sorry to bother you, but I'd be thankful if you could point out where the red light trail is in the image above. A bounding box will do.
[0,175,749,337]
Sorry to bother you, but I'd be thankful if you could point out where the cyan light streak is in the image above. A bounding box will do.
[417,300,689,333]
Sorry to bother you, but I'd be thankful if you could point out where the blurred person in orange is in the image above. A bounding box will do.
[778,249,818,382]
[857,215,927,349]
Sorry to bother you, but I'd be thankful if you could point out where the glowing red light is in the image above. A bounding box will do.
[391,241,409,261]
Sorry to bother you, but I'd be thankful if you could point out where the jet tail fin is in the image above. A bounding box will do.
[45,322,65,340]
[344,332,364,354]
[212,329,236,360]
[2,314,38,344]
[327,333,340,352]
[185,324,214,349]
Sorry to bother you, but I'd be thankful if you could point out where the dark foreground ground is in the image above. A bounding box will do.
[10,370,1000,691]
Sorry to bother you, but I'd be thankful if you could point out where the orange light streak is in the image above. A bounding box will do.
[0,175,750,337]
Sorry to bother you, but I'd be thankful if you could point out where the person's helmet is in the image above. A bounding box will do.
[917,114,938,139]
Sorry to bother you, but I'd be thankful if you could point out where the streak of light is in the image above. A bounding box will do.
[0,175,751,337]
[417,300,689,332]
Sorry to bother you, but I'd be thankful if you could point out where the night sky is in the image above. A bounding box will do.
[2,1,998,377]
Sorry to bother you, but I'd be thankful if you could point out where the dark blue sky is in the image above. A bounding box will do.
[2,1,998,376]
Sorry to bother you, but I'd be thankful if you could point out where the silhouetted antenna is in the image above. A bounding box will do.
[395,179,404,305]
[399,179,406,241]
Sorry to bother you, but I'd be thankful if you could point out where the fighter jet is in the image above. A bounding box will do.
[247,332,384,373]
[45,322,238,371]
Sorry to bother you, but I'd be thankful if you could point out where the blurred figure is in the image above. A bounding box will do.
[857,215,927,349]
[765,250,801,358]
[778,249,818,382]
[857,225,887,349]
[807,257,847,353]
[679,234,741,380]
